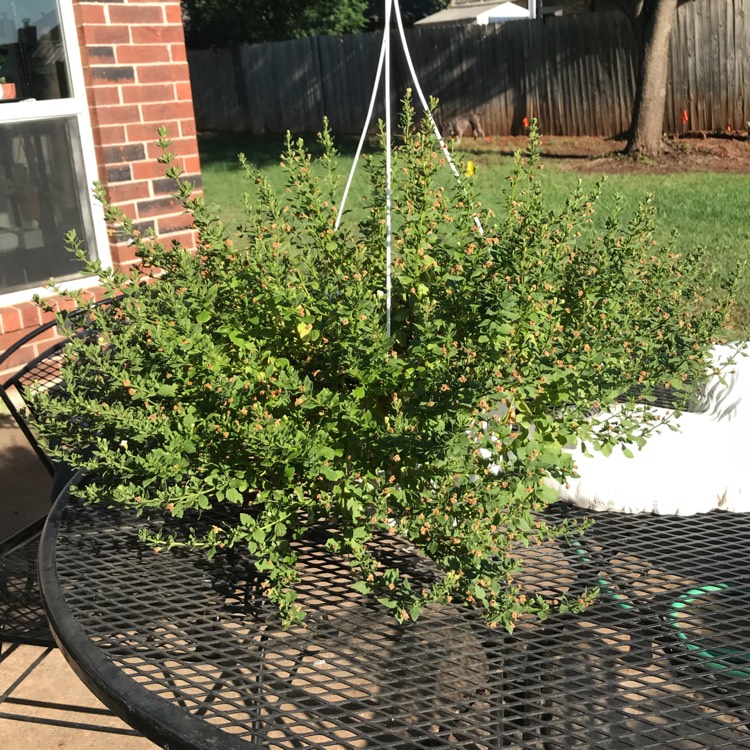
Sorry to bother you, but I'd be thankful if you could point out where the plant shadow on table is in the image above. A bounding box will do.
[79,498,750,748]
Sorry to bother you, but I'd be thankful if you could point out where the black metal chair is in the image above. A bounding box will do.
[0,306,139,735]
[0,317,74,650]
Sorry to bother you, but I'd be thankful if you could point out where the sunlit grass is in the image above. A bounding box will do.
[199,133,750,337]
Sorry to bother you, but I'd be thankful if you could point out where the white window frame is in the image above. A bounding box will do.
[0,0,111,306]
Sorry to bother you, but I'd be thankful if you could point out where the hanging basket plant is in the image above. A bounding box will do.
[31,99,739,631]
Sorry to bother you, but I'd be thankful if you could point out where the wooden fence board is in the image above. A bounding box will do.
[189,0,750,138]
[188,48,241,132]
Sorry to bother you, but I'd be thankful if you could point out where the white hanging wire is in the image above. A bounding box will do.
[383,0,394,337]
[392,0,483,236]
[334,37,387,233]
[334,0,484,338]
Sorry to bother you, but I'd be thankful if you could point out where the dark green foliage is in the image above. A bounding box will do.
[182,0,369,47]
[32,99,737,630]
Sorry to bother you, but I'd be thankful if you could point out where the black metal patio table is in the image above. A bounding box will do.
[38,485,750,750]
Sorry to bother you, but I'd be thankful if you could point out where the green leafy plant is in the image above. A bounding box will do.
[31,99,739,631]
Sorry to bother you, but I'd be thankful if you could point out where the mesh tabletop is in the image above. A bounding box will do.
[38,495,750,750]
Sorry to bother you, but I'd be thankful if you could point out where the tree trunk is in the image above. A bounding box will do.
[626,0,679,157]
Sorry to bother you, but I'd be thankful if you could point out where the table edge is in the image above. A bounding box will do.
[37,475,257,750]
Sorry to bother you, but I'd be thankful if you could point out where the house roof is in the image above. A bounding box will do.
[415,1,531,25]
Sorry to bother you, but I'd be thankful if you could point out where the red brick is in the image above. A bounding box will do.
[91,66,135,84]
[107,182,152,203]
[121,83,175,104]
[0,341,38,372]
[162,229,199,249]
[104,143,146,164]
[39,295,78,315]
[131,26,184,45]
[182,155,202,174]
[118,200,138,216]
[158,213,195,234]
[164,4,183,24]
[137,196,181,218]
[152,174,200,196]
[96,124,127,144]
[104,164,133,183]
[175,81,193,101]
[87,45,116,63]
[15,303,44,329]
[116,44,171,65]
[90,86,121,106]
[0,308,22,334]
[146,137,196,159]
[170,44,187,63]
[80,25,131,46]
[108,5,165,24]
[126,121,180,142]
[137,63,190,84]
[94,105,142,125]
[76,4,107,24]
[110,243,141,266]
[178,118,197,137]
[132,160,173,180]
[0,329,24,352]
[141,101,196,123]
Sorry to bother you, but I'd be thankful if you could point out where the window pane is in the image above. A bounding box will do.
[0,0,69,101]
[0,117,97,294]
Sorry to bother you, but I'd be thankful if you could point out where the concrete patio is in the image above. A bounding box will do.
[0,414,154,748]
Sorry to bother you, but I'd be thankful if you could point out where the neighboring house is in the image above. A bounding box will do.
[415,1,534,25]
[0,0,201,373]
[415,0,615,25]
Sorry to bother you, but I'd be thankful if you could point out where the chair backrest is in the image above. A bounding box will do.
[0,320,69,478]
[0,298,119,484]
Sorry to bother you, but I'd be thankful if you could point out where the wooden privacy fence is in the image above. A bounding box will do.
[188,0,750,138]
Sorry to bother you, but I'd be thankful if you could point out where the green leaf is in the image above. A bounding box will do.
[376,597,398,609]
[225,486,244,503]
[297,321,313,339]
[351,580,372,595]
[320,465,344,481]
[408,604,423,622]
[252,528,265,544]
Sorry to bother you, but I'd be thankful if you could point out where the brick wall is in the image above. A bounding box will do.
[0,0,201,378]
[77,0,202,264]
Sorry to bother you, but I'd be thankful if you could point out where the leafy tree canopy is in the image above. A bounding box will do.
[182,0,369,47]
[182,0,448,48]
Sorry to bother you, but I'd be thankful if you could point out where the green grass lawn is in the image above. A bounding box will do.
[199,132,750,337]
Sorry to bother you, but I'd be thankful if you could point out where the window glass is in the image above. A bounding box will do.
[0,0,70,101]
[0,117,95,294]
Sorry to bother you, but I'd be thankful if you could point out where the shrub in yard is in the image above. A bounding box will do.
[31,99,738,630]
